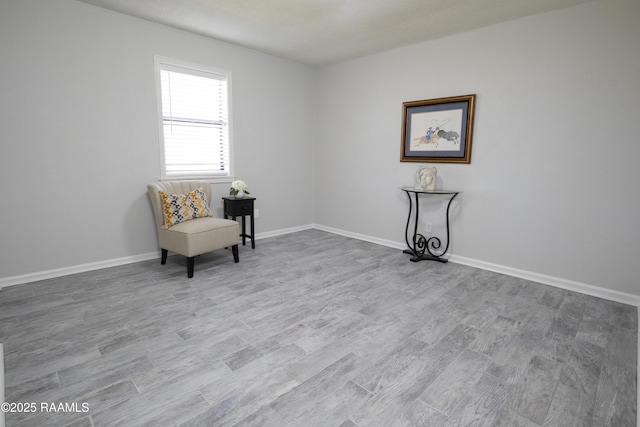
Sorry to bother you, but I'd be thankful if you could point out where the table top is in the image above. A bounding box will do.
[400,187,461,195]
[222,196,256,201]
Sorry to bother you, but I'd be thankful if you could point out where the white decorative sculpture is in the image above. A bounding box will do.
[415,165,437,191]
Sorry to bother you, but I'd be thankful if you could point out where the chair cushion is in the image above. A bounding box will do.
[159,187,212,228]
[158,217,240,257]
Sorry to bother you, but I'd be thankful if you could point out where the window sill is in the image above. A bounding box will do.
[159,176,235,184]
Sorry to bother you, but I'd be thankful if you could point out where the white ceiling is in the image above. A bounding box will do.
[77,0,592,66]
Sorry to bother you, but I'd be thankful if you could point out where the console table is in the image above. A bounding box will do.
[222,196,256,249]
[400,187,460,263]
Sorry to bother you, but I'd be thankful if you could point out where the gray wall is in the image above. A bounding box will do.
[1,0,639,300]
[0,0,316,280]
[314,0,640,297]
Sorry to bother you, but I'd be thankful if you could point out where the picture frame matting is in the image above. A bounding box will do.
[400,94,476,164]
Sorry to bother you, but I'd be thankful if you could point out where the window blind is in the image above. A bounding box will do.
[157,60,230,178]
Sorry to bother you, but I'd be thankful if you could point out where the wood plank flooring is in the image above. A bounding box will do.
[0,229,636,426]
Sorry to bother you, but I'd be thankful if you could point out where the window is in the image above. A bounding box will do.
[155,56,232,179]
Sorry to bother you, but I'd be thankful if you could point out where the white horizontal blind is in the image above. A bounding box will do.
[157,59,230,178]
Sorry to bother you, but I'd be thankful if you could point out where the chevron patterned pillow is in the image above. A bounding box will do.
[159,187,212,228]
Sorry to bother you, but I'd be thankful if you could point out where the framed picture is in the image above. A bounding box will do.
[400,94,476,163]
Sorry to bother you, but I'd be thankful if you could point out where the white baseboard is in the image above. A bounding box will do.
[449,254,640,307]
[2,224,639,308]
[255,224,314,240]
[0,252,160,288]
[0,225,314,289]
[312,224,640,307]
[313,224,406,251]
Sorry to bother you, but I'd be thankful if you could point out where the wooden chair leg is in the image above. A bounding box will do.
[232,245,239,263]
[161,249,168,265]
[187,256,195,278]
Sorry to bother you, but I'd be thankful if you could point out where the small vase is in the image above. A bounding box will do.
[235,190,245,198]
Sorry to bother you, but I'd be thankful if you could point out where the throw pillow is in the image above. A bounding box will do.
[159,187,212,228]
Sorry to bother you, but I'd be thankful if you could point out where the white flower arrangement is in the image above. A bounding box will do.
[230,180,250,196]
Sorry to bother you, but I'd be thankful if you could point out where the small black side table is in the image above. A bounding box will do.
[400,187,460,263]
[222,196,256,249]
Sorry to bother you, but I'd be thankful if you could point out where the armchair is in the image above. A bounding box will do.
[147,180,240,278]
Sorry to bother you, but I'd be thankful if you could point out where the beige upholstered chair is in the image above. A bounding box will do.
[147,180,240,278]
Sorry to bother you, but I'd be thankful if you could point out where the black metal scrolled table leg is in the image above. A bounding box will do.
[403,190,413,252]
[424,192,458,259]
[403,190,426,260]
[401,188,460,263]
[402,190,428,261]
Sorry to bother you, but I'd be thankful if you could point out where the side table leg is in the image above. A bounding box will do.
[250,213,255,249]
[242,215,247,246]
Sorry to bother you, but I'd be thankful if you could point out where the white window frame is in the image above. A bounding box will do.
[154,56,234,181]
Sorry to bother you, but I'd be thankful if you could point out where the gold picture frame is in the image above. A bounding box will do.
[400,94,476,164]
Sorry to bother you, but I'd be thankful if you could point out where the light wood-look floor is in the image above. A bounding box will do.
[0,230,636,426]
